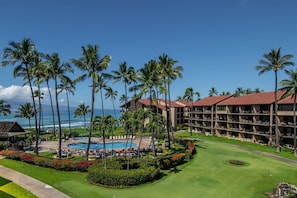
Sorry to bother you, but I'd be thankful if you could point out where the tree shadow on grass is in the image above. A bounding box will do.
[0,177,11,186]
[0,191,15,198]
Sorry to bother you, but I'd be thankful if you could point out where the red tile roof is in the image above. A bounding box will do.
[175,100,192,106]
[193,95,233,106]
[217,91,285,106]
[278,95,296,104]
[131,98,184,110]
[158,99,183,108]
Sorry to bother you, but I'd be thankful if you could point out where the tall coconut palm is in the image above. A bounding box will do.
[209,87,218,97]
[39,61,56,136]
[256,48,295,153]
[71,44,111,160]
[159,53,183,146]
[58,77,75,134]
[120,94,128,106]
[1,38,39,154]
[31,55,45,138]
[234,87,245,97]
[0,100,11,116]
[33,90,44,133]
[14,102,34,128]
[110,61,134,112]
[183,87,200,136]
[279,69,297,157]
[74,103,90,130]
[105,86,118,119]
[44,52,73,159]
[130,60,160,157]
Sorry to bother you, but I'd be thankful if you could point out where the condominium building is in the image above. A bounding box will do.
[120,98,187,129]
[184,91,296,147]
[121,91,296,147]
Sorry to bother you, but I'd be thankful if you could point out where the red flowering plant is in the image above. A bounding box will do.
[0,150,21,160]
[172,153,186,166]
[75,160,95,172]
[21,153,35,164]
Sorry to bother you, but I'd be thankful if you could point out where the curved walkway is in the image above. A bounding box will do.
[0,162,70,198]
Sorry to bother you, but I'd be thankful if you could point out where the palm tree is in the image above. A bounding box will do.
[105,86,118,119]
[71,44,111,160]
[279,69,297,157]
[120,94,128,106]
[1,38,39,154]
[14,103,34,128]
[74,103,90,130]
[209,87,218,97]
[33,90,44,133]
[58,77,75,134]
[31,55,45,137]
[0,100,11,116]
[40,61,56,136]
[132,60,161,157]
[95,76,109,117]
[159,53,183,146]
[111,61,134,108]
[254,88,263,93]
[44,52,73,159]
[183,87,200,136]
[256,48,295,153]
[234,87,245,97]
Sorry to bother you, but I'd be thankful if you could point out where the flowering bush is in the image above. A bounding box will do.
[0,150,94,172]
[75,160,95,172]
[172,153,186,165]
[21,153,35,164]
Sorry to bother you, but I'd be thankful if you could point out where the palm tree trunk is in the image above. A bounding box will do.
[37,84,42,146]
[86,84,95,160]
[55,77,63,159]
[274,71,280,153]
[66,91,71,134]
[167,79,174,144]
[190,101,193,136]
[25,64,39,155]
[46,80,56,137]
[149,87,156,158]
[293,94,297,157]
[164,83,171,148]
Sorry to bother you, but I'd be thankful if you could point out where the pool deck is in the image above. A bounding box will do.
[39,136,152,155]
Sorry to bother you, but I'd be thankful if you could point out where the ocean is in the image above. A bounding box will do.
[1,105,121,130]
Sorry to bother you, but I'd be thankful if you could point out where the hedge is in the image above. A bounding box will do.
[88,160,160,187]
[0,150,94,172]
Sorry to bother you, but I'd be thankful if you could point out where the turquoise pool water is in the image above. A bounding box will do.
[67,141,137,150]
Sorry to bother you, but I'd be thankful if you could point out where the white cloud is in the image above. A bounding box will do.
[0,85,50,103]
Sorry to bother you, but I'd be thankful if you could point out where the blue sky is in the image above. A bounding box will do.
[1,0,297,109]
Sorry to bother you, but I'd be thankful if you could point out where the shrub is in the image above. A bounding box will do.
[158,157,172,170]
[88,161,160,187]
[172,153,186,165]
[20,153,35,164]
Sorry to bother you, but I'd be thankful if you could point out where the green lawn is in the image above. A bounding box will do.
[1,140,297,197]
[0,176,36,198]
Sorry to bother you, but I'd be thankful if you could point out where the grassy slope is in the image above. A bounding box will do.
[1,140,297,197]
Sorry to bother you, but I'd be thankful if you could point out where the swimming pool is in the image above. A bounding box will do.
[67,141,137,150]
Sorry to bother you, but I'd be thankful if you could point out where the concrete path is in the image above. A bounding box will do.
[0,165,70,198]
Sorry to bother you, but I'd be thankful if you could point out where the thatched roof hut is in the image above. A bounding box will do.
[0,121,32,138]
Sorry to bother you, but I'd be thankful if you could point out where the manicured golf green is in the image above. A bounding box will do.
[1,140,297,198]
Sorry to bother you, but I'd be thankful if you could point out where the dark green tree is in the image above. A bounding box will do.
[256,48,295,153]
